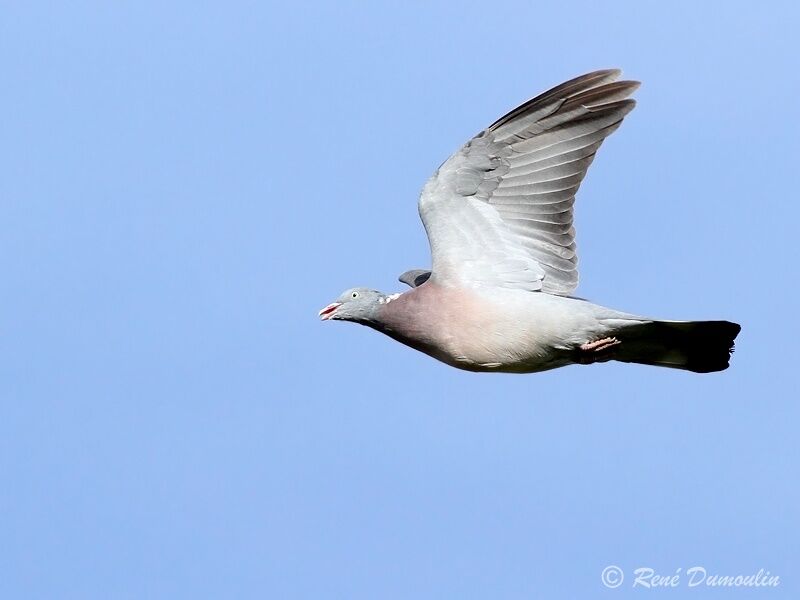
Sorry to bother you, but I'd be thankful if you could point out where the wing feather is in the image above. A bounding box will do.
[418,70,638,294]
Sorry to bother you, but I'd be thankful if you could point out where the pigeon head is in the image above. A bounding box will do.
[318,287,386,323]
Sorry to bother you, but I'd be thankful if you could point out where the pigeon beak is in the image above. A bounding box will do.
[318,302,342,320]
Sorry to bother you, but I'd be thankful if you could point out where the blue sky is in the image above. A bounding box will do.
[1,2,798,598]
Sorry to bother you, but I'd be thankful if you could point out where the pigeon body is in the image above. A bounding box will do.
[319,70,740,373]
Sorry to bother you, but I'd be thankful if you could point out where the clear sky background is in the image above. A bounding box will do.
[1,2,798,598]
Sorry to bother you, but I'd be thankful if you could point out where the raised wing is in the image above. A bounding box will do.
[418,69,638,294]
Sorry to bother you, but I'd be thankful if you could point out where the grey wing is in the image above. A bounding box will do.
[418,69,638,294]
[398,269,432,288]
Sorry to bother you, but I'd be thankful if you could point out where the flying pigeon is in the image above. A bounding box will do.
[319,69,740,373]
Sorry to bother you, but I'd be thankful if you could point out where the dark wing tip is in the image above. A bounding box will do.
[398,269,432,288]
[488,68,627,132]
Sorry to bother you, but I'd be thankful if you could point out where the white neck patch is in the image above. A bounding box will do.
[378,293,401,305]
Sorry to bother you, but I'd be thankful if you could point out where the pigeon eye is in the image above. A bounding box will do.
[352,292,358,298]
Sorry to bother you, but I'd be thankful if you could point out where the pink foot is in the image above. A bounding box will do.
[580,337,621,353]
[576,336,621,365]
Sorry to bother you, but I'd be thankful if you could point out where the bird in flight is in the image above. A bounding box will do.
[319,69,740,373]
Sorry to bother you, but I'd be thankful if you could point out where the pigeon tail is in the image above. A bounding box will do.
[606,320,741,373]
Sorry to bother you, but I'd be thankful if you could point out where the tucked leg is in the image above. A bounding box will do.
[580,337,621,352]
[575,336,622,365]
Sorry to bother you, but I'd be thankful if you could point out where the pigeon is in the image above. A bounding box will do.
[319,69,740,373]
